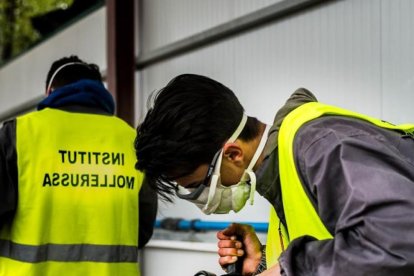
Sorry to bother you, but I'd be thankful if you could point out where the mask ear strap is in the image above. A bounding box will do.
[46,62,85,95]
[246,124,271,172]
[227,114,247,143]
[245,124,271,205]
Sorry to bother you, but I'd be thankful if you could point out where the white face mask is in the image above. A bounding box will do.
[176,114,270,215]
[190,154,256,214]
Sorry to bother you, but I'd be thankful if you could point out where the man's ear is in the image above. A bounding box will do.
[222,143,243,164]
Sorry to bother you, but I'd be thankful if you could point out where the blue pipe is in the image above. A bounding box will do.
[155,218,268,233]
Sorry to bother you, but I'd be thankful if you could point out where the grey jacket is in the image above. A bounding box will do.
[256,89,414,275]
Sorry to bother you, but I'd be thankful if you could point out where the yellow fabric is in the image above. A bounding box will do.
[0,108,143,276]
[266,207,288,268]
[266,102,414,266]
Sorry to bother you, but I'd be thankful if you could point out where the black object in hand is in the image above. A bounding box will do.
[222,258,243,276]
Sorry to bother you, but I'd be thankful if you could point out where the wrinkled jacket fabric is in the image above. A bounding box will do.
[256,88,414,275]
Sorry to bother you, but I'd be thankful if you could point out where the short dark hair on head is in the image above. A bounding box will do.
[135,74,251,201]
[45,55,102,91]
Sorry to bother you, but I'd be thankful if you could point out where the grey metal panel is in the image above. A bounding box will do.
[139,0,383,122]
[137,0,332,69]
[0,95,44,123]
[232,0,382,120]
[381,0,414,124]
[234,0,285,15]
[141,0,233,52]
[140,0,284,52]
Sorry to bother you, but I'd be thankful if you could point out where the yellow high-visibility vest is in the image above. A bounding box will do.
[266,102,414,267]
[0,108,144,276]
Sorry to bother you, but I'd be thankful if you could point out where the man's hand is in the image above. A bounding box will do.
[217,223,262,275]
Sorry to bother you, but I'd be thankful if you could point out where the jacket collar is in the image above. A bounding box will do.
[255,88,318,228]
[263,88,318,157]
[37,79,115,114]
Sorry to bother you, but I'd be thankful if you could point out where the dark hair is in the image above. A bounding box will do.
[45,55,102,91]
[135,74,261,201]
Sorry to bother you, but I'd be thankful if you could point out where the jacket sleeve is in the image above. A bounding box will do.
[0,120,18,225]
[138,176,157,248]
[279,121,414,275]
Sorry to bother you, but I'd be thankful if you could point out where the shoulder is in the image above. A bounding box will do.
[294,116,391,155]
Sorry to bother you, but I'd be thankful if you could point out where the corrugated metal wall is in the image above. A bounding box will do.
[138,1,414,273]
[1,0,413,274]
[137,0,414,124]
[140,0,283,52]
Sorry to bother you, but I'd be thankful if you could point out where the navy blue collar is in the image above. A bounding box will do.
[37,79,115,114]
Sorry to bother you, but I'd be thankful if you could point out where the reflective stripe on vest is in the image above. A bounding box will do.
[266,102,414,267]
[0,239,137,263]
[0,108,143,276]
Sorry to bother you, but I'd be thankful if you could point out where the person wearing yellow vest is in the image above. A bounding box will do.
[0,55,157,276]
[135,74,414,276]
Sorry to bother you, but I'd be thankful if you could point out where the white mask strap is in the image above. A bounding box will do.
[228,113,248,143]
[46,62,85,95]
[246,124,271,172]
[245,124,271,205]
[247,171,256,205]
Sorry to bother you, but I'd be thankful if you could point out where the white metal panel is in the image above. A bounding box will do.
[142,240,222,275]
[139,0,385,127]
[233,0,382,122]
[0,7,106,113]
[137,41,237,122]
[381,0,414,124]
[234,0,285,15]
[140,0,282,52]
[141,0,231,52]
